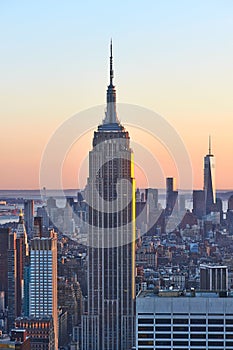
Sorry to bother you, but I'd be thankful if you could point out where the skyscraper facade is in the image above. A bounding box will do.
[15,211,29,317]
[8,231,17,331]
[82,43,136,350]
[204,137,216,214]
[166,177,178,216]
[29,231,58,349]
[24,200,34,236]
[193,190,205,219]
[0,228,10,306]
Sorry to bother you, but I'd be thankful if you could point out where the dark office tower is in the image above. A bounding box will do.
[37,206,49,228]
[81,42,136,350]
[166,177,176,193]
[227,195,233,235]
[24,200,34,236]
[166,177,178,216]
[15,210,29,317]
[23,258,30,317]
[204,136,216,214]
[193,190,205,219]
[228,195,233,211]
[8,231,17,331]
[77,191,84,203]
[33,216,42,238]
[47,197,57,228]
[0,228,10,306]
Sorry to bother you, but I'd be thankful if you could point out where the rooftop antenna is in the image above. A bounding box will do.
[110,38,114,85]
[209,135,212,155]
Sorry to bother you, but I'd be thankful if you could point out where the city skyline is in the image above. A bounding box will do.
[1,1,233,190]
[1,3,233,348]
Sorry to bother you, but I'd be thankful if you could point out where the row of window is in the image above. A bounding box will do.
[138,325,233,332]
[138,312,233,316]
[138,333,233,339]
[138,340,233,346]
[138,318,233,324]
[139,348,233,350]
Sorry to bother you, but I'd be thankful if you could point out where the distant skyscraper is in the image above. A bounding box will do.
[24,200,34,236]
[82,42,135,350]
[166,177,176,193]
[204,136,216,214]
[227,195,233,235]
[145,188,158,211]
[29,231,58,348]
[33,216,43,238]
[179,194,186,213]
[193,190,205,219]
[228,195,233,211]
[166,177,178,216]
[37,206,50,228]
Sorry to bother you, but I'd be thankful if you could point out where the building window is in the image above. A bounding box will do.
[138,319,153,324]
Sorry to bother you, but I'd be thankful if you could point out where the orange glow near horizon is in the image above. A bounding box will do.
[0,108,232,191]
[1,1,233,191]
[61,124,181,191]
[0,112,232,191]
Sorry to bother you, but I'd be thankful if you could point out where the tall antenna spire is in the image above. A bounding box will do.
[102,40,119,125]
[110,39,114,85]
[209,135,212,155]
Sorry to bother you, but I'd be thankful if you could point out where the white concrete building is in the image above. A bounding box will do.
[136,290,233,350]
[29,231,58,349]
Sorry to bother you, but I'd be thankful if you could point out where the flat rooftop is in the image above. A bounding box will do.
[138,290,233,298]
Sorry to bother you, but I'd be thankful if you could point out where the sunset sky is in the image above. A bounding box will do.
[1,0,233,190]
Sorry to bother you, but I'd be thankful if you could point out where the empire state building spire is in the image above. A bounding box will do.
[110,38,114,85]
[103,40,119,125]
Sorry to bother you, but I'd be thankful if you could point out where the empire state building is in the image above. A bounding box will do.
[81,42,136,350]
